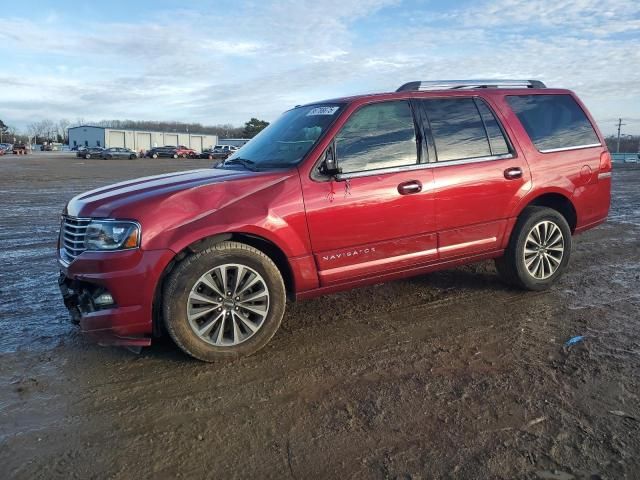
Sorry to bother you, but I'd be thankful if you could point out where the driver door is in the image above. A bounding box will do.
[302,100,437,286]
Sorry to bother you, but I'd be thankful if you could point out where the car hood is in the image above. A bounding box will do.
[65,168,261,218]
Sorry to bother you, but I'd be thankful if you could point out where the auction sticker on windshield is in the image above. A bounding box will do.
[306,106,340,116]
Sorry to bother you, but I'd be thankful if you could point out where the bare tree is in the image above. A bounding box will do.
[58,119,70,143]
[27,122,40,144]
[39,119,55,142]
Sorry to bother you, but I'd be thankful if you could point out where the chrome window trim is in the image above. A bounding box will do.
[539,143,602,154]
[335,153,514,180]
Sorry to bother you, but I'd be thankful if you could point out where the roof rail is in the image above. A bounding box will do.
[396,79,546,92]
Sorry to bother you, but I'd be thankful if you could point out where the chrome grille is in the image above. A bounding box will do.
[60,216,91,262]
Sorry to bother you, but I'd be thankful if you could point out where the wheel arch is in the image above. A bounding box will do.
[515,191,577,232]
[151,232,295,337]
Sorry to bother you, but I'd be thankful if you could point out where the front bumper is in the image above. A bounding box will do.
[58,248,175,347]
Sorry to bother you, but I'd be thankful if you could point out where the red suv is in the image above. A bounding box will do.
[58,79,611,361]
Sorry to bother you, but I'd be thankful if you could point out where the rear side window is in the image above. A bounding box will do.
[506,94,599,152]
[475,100,510,155]
[422,98,492,162]
[336,101,417,174]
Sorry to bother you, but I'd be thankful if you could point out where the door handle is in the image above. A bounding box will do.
[504,167,523,180]
[398,180,422,195]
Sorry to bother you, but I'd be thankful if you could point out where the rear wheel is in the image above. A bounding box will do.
[495,206,571,290]
[163,241,286,362]
[152,153,158,159]
[85,154,91,159]
[173,153,178,159]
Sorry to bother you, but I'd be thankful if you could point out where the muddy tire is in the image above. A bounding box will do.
[163,241,286,362]
[495,206,571,291]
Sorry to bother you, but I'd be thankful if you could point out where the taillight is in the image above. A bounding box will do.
[599,151,612,173]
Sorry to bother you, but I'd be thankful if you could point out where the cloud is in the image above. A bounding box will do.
[0,0,638,135]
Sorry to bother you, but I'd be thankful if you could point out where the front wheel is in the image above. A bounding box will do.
[163,241,286,362]
[495,206,571,291]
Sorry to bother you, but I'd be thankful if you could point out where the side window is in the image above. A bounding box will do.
[475,99,510,155]
[336,101,417,174]
[423,98,491,162]
[506,94,600,152]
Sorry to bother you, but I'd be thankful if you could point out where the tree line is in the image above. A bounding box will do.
[0,117,270,144]
[604,135,640,154]
[3,116,637,152]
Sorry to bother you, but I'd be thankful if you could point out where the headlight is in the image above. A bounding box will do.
[85,220,140,251]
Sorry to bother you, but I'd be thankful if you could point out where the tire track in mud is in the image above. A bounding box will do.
[2,157,640,479]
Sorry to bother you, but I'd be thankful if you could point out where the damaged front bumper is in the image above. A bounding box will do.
[57,248,175,347]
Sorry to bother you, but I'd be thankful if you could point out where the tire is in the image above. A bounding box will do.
[173,153,178,159]
[85,154,90,159]
[130,154,136,160]
[163,241,286,362]
[495,206,571,291]
[152,153,158,159]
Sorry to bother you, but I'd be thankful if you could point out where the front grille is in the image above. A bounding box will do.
[60,216,91,262]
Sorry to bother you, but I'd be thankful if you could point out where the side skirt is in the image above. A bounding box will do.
[295,249,505,300]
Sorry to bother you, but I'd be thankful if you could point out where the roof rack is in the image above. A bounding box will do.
[396,79,546,92]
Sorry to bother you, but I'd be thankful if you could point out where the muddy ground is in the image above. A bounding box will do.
[1,153,639,479]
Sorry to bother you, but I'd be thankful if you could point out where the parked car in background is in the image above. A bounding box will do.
[101,148,138,160]
[76,147,105,159]
[146,146,179,159]
[199,148,215,159]
[12,143,28,154]
[57,79,611,362]
[41,144,54,151]
[175,145,197,158]
[212,144,239,160]
[0,143,13,154]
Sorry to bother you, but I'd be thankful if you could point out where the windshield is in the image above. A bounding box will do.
[223,103,344,169]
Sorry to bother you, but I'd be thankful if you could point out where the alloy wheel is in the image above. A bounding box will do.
[187,263,270,346]
[523,220,565,280]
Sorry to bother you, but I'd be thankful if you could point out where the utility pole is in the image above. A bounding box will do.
[616,118,626,153]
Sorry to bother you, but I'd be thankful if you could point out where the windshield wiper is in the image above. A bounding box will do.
[222,157,258,171]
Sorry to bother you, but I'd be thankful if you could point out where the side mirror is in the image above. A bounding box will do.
[321,143,341,177]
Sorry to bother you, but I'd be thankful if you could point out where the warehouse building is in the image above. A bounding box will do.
[219,138,250,147]
[68,126,217,153]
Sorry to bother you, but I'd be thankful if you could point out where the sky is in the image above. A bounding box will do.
[1,0,639,136]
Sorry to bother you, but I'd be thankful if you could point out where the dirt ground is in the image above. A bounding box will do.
[1,153,639,479]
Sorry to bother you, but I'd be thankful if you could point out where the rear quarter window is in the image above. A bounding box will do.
[506,94,600,152]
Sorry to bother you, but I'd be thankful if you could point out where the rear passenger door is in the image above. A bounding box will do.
[419,97,531,259]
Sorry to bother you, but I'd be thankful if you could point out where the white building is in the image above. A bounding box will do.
[68,126,217,153]
[219,138,250,147]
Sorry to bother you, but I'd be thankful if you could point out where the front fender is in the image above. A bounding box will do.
[143,172,312,259]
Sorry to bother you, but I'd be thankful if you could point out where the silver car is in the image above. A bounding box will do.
[101,148,138,160]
